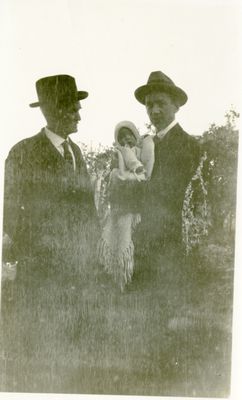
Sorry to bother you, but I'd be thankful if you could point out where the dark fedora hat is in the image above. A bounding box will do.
[29,74,88,108]
[134,71,187,106]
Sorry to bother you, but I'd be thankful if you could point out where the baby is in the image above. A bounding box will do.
[98,121,155,292]
[111,120,154,183]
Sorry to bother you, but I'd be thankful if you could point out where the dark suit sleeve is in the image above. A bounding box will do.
[71,143,98,215]
[82,160,95,198]
[179,136,201,187]
[3,145,25,240]
[173,136,201,209]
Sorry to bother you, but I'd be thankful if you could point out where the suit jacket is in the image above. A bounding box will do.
[140,123,200,246]
[3,129,98,260]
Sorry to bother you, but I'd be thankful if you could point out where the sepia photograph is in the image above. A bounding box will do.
[0,1,241,399]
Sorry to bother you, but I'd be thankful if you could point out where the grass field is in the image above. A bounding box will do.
[0,237,234,397]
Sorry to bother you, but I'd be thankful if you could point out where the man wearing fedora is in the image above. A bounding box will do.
[134,71,200,263]
[1,75,99,388]
[3,74,98,261]
[3,74,98,268]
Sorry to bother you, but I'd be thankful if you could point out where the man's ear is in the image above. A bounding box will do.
[170,94,180,112]
[173,97,180,112]
[173,100,180,113]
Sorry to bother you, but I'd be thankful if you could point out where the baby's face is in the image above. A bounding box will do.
[118,128,137,147]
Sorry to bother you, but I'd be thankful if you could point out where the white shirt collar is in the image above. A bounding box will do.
[45,127,68,148]
[44,127,76,170]
[156,119,178,139]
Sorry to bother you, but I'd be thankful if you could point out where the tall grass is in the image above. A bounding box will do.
[0,239,233,397]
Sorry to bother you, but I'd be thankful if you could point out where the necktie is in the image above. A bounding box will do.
[156,130,167,141]
[62,140,74,170]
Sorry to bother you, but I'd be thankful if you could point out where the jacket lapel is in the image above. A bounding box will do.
[32,129,65,169]
[68,138,86,173]
[154,123,183,145]
[33,131,88,180]
[45,131,65,164]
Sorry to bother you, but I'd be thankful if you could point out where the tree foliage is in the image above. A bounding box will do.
[201,109,239,239]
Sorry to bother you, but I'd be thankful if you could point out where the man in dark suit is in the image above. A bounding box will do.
[134,71,200,260]
[1,76,99,390]
[3,75,98,271]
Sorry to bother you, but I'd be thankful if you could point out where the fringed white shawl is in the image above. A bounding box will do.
[98,212,141,291]
[97,122,154,291]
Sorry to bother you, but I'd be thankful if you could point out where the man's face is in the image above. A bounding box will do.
[42,101,81,138]
[145,91,178,131]
[58,101,81,136]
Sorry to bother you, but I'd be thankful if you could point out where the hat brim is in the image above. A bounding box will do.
[135,83,187,106]
[29,90,89,108]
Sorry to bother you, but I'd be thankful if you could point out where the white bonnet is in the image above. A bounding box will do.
[114,120,140,145]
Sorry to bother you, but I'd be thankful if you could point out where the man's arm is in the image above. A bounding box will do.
[2,145,26,261]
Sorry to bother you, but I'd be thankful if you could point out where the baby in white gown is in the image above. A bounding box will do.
[98,121,155,292]
[111,120,154,183]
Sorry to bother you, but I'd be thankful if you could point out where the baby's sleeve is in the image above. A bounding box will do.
[140,136,155,179]
[117,149,126,174]
[121,147,143,171]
